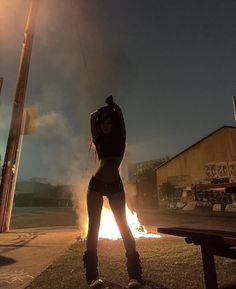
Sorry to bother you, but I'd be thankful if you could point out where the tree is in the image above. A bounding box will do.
[129,158,167,184]
[161,181,176,201]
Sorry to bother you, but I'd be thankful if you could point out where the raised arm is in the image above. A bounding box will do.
[90,110,100,145]
[113,103,126,139]
[105,95,126,139]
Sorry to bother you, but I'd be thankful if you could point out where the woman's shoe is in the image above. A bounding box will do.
[127,278,142,288]
[89,278,104,288]
[125,251,143,286]
[83,250,102,287]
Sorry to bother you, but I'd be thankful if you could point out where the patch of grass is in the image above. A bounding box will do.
[26,237,236,289]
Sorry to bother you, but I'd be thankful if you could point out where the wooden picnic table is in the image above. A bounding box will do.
[157,227,236,289]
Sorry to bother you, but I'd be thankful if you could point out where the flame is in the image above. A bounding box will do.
[98,204,161,240]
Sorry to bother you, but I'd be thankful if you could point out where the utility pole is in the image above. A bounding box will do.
[0,78,3,182]
[233,96,236,123]
[0,0,40,232]
[0,78,3,95]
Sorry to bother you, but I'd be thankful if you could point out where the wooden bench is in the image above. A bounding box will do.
[157,227,236,289]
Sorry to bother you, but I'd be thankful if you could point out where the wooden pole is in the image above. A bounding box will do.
[6,110,27,230]
[0,78,3,155]
[0,0,40,232]
[233,96,236,122]
[0,78,3,95]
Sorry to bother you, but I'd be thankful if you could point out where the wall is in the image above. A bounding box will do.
[156,127,236,189]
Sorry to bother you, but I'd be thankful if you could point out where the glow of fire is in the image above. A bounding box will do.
[98,205,161,240]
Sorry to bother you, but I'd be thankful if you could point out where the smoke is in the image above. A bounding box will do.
[37,111,72,138]
[35,1,131,233]
[34,0,131,134]
[1,0,131,234]
[71,176,89,238]
[0,105,11,131]
[34,109,97,235]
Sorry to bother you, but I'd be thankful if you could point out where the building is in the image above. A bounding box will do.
[127,158,166,209]
[15,179,73,207]
[156,126,236,195]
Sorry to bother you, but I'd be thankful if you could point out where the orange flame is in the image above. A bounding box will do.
[98,205,161,240]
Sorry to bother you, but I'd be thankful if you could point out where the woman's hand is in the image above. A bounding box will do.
[105,95,114,105]
[105,96,126,139]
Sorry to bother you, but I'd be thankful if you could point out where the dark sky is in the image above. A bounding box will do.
[0,0,236,182]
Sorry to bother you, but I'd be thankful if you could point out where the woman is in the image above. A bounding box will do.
[83,96,143,289]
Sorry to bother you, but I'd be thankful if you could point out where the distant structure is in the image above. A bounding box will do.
[156,126,236,203]
[15,179,73,207]
[127,158,167,209]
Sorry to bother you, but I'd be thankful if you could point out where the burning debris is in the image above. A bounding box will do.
[74,176,161,241]
[99,204,161,240]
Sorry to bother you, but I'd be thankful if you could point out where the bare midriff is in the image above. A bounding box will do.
[94,157,122,182]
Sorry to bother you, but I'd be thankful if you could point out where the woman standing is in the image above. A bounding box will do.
[83,96,143,289]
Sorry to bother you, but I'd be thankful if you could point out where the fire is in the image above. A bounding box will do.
[98,204,161,240]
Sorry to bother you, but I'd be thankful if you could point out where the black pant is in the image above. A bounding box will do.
[86,189,136,253]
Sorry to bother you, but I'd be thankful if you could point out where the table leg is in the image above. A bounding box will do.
[201,244,218,289]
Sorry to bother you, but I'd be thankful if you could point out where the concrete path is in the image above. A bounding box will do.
[0,226,79,289]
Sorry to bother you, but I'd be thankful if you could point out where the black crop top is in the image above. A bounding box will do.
[91,103,126,160]
[95,131,125,160]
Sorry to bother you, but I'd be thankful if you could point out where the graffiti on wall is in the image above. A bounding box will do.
[205,162,236,180]
[228,162,236,178]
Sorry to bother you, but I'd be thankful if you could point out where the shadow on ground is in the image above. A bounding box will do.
[221,283,236,289]
[103,281,125,288]
[103,280,170,289]
[0,256,16,267]
[0,232,42,254]
[144,279,171,289]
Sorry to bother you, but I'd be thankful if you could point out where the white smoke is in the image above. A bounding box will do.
[1,0,130,235]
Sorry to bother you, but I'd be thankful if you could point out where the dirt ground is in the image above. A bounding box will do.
[8,207,236,289]
[24,237,236,289]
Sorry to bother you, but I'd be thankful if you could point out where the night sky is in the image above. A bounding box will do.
[0,0,236,182]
